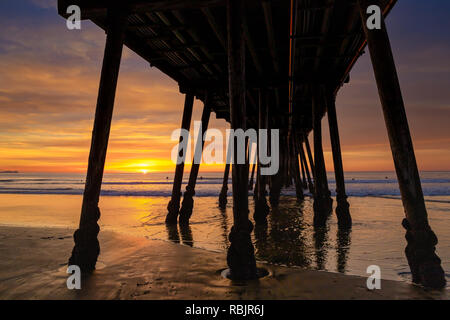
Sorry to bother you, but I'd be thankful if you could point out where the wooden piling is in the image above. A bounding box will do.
[68,7,127,272]
[226,0,257,280]
[358,0,445,288]
[304,133,315,180]
[326,90,352,228]
[166,93,194,224]
[283,137,292,187]
[299,146,308,189]
[218,163,230,209]
[299,140,314,194]
[178,99,211,225]
[253,164,259,199]
[219,130,233,209]
[254,89,270,224]
[292,135,304,201]
[248,162,256,191]
[269,159,283,207]
[312,86,333,227]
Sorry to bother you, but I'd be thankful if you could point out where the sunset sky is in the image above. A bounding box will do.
[0,0,449,173]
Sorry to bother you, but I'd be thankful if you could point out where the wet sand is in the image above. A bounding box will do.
[0,225,447,300]
[1,194,449,287]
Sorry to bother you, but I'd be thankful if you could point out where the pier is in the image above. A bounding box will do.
[58,0,446,288]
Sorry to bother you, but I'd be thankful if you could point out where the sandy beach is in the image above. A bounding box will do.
[1,191,449,286]
[0,225,447,300]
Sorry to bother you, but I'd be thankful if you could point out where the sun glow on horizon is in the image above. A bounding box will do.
[106,159,178,174]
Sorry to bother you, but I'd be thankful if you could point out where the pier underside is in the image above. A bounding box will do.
[60,0,392,129]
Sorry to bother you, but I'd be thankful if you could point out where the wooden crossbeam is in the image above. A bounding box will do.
[179,73,336,92]
[314,0,336,71]
[171,10,224,76]
[128,24,190,32]
[294,33,359,40]
[201,8,226,49]
[154,11,216,76]
[151,44,203,53]
[58,0,227,20]
[242,16,263,75]
[261,0,280,73]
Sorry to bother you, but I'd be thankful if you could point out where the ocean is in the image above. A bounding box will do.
[0,171,449,288]
[1,171,450,199]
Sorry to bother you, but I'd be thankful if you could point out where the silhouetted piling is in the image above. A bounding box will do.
[292,135,304,201]
[179,99,211,225]
[166,93,194,224]
[299,139,314,194]
[226,0,257,280]
[269,151,283,208]
[248,162,256,191]
[254,90,270,224]
[326,90,351,228]
[219,163,230,209]
[312,86,333,227]
[299,146,308,189]
[359,0,445,288]
[69,7,127,272]
[304,133,315,181]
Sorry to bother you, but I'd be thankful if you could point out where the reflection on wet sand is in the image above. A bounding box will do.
[313,225,329,270]
[164,196,353,273]
[100,189,438,290]
[180,224,194,247]
[166,224,180,244]
[0,194,446,286]
[219,206,230,250]
[166,223,194,247]
[253,198,310,269]
[336,228,351,273]
[133,194,450,286]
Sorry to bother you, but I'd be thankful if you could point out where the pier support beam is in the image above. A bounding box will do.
[220,132,233,209]
[359,0,445,288]
[253,166,259,199]
[326,91,352,228]
[312,87,333,227]
[299,146,308,189]
[299,140,314,194]
[304,133,315,181]
[226,0,257,280]
[292,136,304,201]
[283,139,292,187]
[179,99,211,225]
[254,90,270,224]
[248,162,256,191]
[219,163,230,209]
[269,161,283,207]
[68,8,127,272]
[166,93,194,224]
[269,130,285,207]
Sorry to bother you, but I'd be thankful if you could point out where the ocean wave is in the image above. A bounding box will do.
[0,188,223,197]
[2,178,450,185]
[0,179,224,185]
[343,179,450,184]
[1,173,449,198]
[0,187,449,198]
[102,180,223,185]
